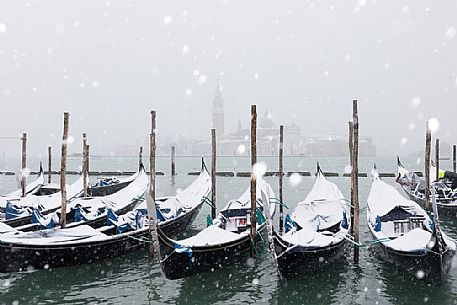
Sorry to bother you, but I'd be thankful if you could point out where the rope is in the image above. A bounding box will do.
[201,196,215,209]
[336,232,390,248]
[340,199,354,208]
[249,229,265,257]
[270,197,289,209]
[257,230,265,256]
[127,234,153,244]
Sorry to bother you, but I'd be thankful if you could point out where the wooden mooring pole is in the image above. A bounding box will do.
[452,144,457,173]
[83,133,88,197]
[424,122,432,210]
[250,104,257,257]
[278,125,284,235]
[351,100,360,264]
[86,144,90,182]
[21,132,27,197]
[60,112,69,229]
[148,110,158,257]
[348,122,354,234]
[171,146,176,176]
[139,146,143,167]
[48,146,52,183]
[211,128,217,220]
[435,139,440,181]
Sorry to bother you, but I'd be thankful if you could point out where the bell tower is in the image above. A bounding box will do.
[212,79,225,136]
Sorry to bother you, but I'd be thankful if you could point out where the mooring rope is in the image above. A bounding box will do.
[249,229,266,257]
[336,232,390,248]
[270,197,289,209]
[127,234,152,243]
[201,196,216,209]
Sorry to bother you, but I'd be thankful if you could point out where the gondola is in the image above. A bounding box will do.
[12,163,149,232]
[158,177,276,280]
[2,165,142,227]
[271,164,350,275]
[0,160,211,272]
[368,165,456,278]
[397,157,457,215]
[0,164,49,210]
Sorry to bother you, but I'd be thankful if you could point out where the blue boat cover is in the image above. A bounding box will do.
[341,210,349,229]
[74,206,89,222]
[5,201,31,220]
[175,243,193,257]
[374,215,381,232]
[156,208,166,222]
[107,208,148,234]
[285,214,298,233]
[31,208,58,229]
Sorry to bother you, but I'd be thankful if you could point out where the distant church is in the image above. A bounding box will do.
[206,79,299,155]
[199,79,374,157]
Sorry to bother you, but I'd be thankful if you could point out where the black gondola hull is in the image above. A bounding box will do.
[0,196,204,272]
[0,229,149,273]
[401,186,457,217]
[368,230,454,278]
[159,224,268,280]
[3,181,137,228]
[272,230,347,275]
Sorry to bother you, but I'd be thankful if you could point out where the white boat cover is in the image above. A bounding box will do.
[283,169,349,248]
[281,227,338,247]
[383,228,432,252]
[0,225,107,245]
[58,169,148,226]
[177,225,246,247]
[2,175,85,210]
[159,168,211,220]
[5,170,44,197]
[172,178,276,248]
[367,174,418,223]
[0,171,45,208]
[112,167,210,230]
[292,170,346,231]
[0,222,16,234]
[367,169,456,252]
[219,177,276,217]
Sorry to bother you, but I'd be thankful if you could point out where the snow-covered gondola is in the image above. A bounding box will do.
[2,165,143,227]
[158,177,276,280]
[12,164,149,232]
[0,161,211,272]
[272,164,350,275]
[368,165,455,278]
[0,164,47,210]
[397,157,457,215]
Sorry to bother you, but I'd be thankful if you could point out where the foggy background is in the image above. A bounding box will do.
[0,0,456,158]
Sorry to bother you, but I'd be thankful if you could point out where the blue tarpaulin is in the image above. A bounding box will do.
[5,201,30,220]
[285,214,298,233]
[31,208,57,229]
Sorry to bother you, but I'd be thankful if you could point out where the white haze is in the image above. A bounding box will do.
[0,0,456,157]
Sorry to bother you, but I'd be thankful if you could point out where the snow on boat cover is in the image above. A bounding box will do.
[0,164,208,248]
[368,168,456,253]
[280,167,350,248]
[170,177,275,248]
[0,166,45,208]
[2,174,85,212]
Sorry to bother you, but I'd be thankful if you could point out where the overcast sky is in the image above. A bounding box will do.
[0,0,456,157]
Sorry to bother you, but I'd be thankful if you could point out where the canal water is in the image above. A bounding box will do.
[0,156,456,305]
